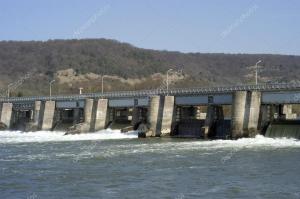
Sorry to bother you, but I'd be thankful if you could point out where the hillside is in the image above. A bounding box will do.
[0,39,300,96]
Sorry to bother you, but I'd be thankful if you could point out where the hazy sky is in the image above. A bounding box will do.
[0,0,299,55]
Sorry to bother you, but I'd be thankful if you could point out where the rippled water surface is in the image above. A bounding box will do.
[1,130,300,199]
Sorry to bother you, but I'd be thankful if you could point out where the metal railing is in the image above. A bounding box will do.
[1,83,300,102]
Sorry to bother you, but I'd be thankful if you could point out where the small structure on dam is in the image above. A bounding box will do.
[1,83,300,139]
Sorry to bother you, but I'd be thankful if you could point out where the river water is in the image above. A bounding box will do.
[0,130,300,199]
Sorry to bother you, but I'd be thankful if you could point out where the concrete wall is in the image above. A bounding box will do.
[84,99,94,131]
[78,98,109,132]
[147,96,175,137]
[41,101,56,130]
[33,101,41,127]
[231,91,262,138]
[0,103,13,129]
[94,99,108,131]
[247,91,261,136]
[160,96,175,136]
[147,96,162,137]
[231,91,248,138]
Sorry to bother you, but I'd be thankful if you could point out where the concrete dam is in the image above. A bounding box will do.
[1,83,300,139]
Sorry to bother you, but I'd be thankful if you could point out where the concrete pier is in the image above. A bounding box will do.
[84,99,94,131]
[94,99,108,131]
[231,91,248,138]
[146,96,175,137]
[160,96,175,136]
[0,103,13,129]
[41,101,56,130]
[70,98,109,133]
[247,91,261,136]
[147,96,161,136]
[33,101,41,127]
[147,96,162,137]
[231,91,262,138]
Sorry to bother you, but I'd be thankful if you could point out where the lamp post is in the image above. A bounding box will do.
[49,80,55,101]
[7,85,11,98]
[255,60,262,85]
[166,69,173,96]
[7,83,13,103]
[101,75,108,97]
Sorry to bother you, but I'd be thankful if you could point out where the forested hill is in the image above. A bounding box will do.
[0,39,300,96]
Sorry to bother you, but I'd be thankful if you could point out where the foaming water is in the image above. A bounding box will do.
[0,129,299,149]
[0,129,138,144]
[189,135,300,149]
[1,132,300,198]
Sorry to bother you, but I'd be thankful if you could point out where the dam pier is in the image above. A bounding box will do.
[1,83,300,139]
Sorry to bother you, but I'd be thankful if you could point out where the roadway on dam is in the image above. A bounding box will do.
[4,83,300,111]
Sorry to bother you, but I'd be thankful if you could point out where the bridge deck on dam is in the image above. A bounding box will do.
[2,83,300,110]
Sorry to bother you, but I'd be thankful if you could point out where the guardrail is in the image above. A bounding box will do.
[1,83,300,102]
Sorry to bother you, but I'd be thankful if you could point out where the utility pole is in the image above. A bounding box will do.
[255,60,262,85]
[49,80,55,101]
[101,75,108,97]
[7,83,14,103]
[166,69,173,96]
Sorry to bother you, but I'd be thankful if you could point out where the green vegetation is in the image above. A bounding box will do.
[0,38,300,96]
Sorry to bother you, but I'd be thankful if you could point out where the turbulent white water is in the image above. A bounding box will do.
[0,129,299,149]
[1,130,300,198]
[0,129,138,144]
